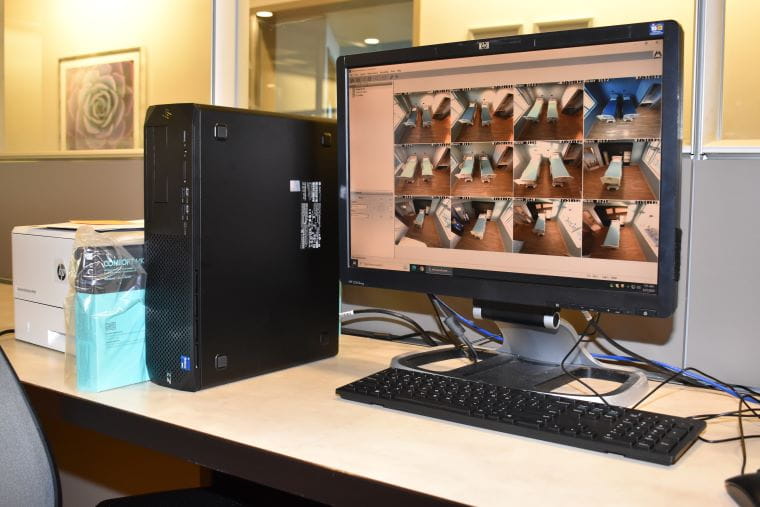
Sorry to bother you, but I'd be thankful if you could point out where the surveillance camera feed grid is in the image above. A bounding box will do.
[350,38,664,285]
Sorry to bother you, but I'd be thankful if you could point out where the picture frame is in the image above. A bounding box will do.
[59,48,143,151]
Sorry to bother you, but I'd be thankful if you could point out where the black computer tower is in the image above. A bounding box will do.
[144,104,338,391]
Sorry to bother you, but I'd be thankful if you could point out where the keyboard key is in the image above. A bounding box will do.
[515,418,543,429]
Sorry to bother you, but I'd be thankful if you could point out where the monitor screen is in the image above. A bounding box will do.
[339,22,682,317]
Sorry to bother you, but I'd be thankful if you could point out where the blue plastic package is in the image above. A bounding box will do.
[73,243,148,391]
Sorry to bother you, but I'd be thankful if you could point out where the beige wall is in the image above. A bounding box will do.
[2,0,213,153]
[722,0,760,140]
[416,0,695,142]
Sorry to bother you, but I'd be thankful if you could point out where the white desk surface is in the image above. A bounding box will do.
[2,334,757,506]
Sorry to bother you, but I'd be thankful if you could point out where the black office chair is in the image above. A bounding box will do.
[0,346,61,506]
[0,346,251,506]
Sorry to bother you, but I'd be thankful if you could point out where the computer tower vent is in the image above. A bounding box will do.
[145,233,196,390]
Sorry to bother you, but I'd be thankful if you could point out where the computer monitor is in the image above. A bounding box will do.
[338,22,682,403]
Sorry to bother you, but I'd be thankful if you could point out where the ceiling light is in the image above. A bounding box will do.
[364,38,380,45]
[256,10,274,18]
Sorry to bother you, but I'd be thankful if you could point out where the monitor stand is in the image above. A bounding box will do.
[390,317,648,407]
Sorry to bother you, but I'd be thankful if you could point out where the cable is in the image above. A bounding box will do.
[430,296,503,344]
[586,314,760,474]
[594,353,760,406]
[340,309,439,346]
[559,312,610,406]
[591,323,704,389]
[426,293,451,342]
[730,383,760,404]
[430,297,479,362]
[340,326,448,344]
[432,299,608,402]
[691,409,760,420]
[699,435,760,444]
[696,399,755,475]
[738,396,747,475]
[589,317,760,400]
[0,329,14,337]
[630,365,726,410]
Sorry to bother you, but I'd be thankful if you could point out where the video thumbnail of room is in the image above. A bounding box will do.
[582,201,659,262]
[450,87,514,142]
[450,198,513,252]
[513,199,582,257]
[512,141,582,199]
[450,143,513,197]
[394,92,452,144]
[513,83,583,142]
[584,78,662,140]
[394,197,451,248]
[582,141,661,200]
[394,145,451,196]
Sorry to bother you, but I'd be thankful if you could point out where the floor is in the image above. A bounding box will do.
[453,107,513,142]
[514,159,583,199]
[399,212,445,248]
[454,219,507,252]
[583,164,657,201]
[513,220,570,256]
[398,115,451,144]
[584,224,648,261]
[586,106,661,140]
[517,105,583,141]
[395,168,450,196]
[451,166,514,197]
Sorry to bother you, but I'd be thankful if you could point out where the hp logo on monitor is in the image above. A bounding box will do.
[478,41,490,50]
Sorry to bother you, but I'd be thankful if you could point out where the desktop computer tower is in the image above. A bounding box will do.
[144,104,338,391]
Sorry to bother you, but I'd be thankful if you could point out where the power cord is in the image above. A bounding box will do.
[340,309,441,346]
[585,313,760,475]
[340,326,447,344]
[0,329,14,337]
[559,312,610,406]
[428,296,479,362]
[426,293,451,342]
[429,295,503,344]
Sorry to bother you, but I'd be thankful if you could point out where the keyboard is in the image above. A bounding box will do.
[336,368,705,465]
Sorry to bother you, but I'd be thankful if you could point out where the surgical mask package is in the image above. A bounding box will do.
[64,226,148,391]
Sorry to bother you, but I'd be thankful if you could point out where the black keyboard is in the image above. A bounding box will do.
[336,368,705,465]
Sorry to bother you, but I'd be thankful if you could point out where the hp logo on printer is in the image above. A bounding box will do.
[478,41,490,50]
[56,263,66,282]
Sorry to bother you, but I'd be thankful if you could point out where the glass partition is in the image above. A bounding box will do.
[720,0,760,143]
[249,0,413,118]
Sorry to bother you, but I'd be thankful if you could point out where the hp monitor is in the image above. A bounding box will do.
[338,21,682,403]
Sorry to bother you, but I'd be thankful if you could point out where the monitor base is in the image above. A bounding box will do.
[390,318,648,407]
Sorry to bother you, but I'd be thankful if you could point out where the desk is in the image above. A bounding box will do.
[2,335,756,506]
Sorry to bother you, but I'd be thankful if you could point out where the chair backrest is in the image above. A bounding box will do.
[0,346,61,507]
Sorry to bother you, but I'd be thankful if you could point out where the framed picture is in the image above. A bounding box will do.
[59,48,142,151]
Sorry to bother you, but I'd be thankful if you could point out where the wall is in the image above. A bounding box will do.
[512,144,530,178]
[0,158,143,280]
[415,0,694,142]
[721,0,760,140]
[639,157,660,200]
[685,158,760,386]
[2,0,212,153]
[496,206,513,252]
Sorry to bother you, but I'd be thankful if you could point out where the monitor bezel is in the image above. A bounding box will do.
[338,21,683,317]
